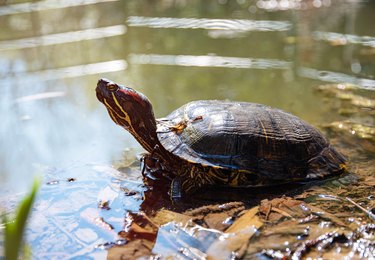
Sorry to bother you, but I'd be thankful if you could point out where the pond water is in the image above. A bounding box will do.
[0,0,374,258]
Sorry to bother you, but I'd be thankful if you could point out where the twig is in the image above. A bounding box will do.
[346,197,375,221]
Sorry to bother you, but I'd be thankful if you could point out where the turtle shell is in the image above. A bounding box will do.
[156,100,345,181]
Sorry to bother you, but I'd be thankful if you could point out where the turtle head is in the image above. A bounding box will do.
[96,78,158,152]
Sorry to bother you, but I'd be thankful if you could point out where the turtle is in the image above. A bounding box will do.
[96,78,347,199]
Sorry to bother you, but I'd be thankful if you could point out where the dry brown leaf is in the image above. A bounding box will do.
[107,239,154,260]
[308,204,346,227]
[363,176,375,187]
[225,206,263,233]
[259,197,305,222]
[119,212,159,241]
[184,202,246,231]
[151,209,191,226]
[206,206,263,259]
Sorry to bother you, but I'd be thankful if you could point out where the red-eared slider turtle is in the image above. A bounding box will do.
[96,78,346,199]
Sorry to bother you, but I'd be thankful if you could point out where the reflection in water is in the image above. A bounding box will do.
[0,0,119,16]
[129,54,291,70]
[313,31,375,48]
[15,91,66,103]
[0,25,126,51]
[127,16,291,32]
[299,67,375,90]
[256,0,332,11]
[0,73,129,197]
[3,60,127,83]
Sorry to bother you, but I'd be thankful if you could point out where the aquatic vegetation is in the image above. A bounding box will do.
[3,178,40,260]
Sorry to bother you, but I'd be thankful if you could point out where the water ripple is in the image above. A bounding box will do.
[0,0,119,16]
[129,54,291,70]
[313,31,375,48]
[299,67,375,90]
[256,0,332,11]
[15,91,66,103]
[127,16,291,32]
[0,25,126,51]
[3,60,127,84]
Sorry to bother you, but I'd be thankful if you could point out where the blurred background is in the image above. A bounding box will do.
[0,0,374,257]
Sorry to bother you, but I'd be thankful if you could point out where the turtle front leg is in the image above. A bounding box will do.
[141,154,162,180]
[141,145,173,181]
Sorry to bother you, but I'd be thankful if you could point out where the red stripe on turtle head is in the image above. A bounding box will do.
[119,88,147,107]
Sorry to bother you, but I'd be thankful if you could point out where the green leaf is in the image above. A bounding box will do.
[4,177,40,260]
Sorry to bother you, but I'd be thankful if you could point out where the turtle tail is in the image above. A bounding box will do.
[306,145,347,179]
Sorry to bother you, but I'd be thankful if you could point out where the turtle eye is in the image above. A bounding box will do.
[106,83,119,92]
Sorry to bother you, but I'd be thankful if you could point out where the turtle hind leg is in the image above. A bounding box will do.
[170,164,217,200]
[170,177,183,200]
[170,175,204,201]
[306,145,347,179]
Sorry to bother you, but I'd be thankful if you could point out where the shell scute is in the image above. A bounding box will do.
[156,100,345,181]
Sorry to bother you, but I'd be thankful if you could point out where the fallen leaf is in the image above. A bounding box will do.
[206,206,263,259]
[107,239,154,260]
[152,209,191,226]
